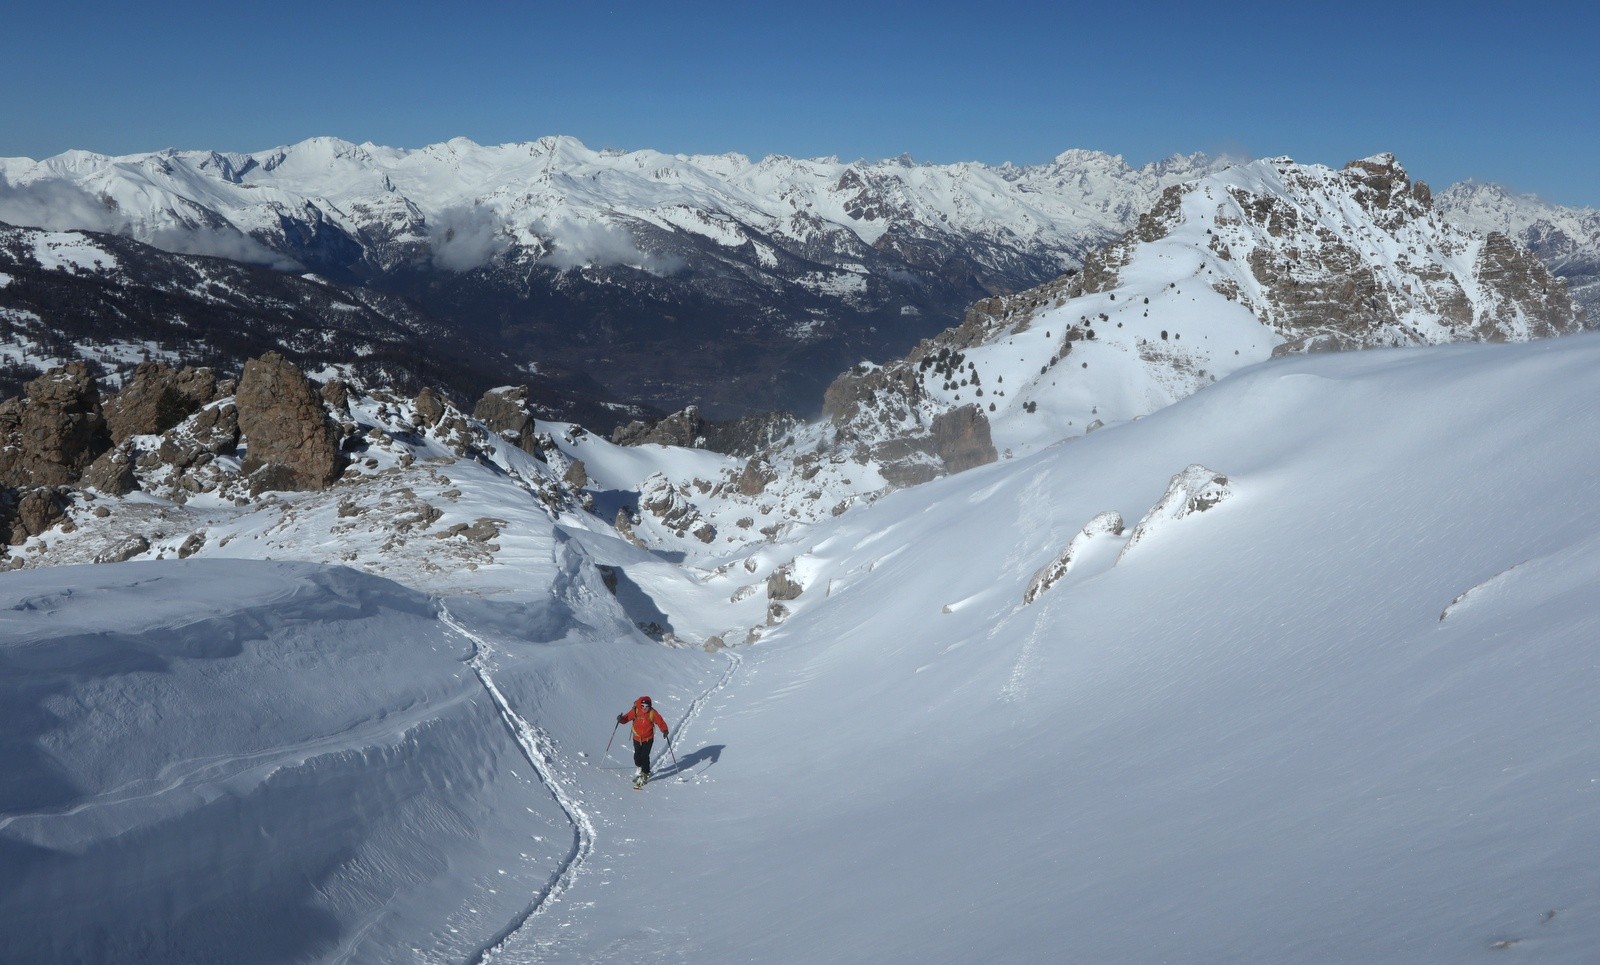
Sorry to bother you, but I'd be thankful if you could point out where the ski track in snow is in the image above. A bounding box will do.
[440,600,742,962]
[437,603,595,965]
[504,648,743,963]
[659,649,742,781]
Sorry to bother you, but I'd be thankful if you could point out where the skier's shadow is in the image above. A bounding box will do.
[656,744,725,779]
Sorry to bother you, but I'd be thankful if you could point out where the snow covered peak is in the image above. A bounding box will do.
[809,153,1584,479]
[0,135,1235,274]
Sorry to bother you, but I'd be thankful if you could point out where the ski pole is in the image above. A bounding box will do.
[604,720,620,759]
[665,734,680,771]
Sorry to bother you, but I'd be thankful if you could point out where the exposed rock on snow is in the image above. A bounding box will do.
[2,486,70,544]
[1024,511,1125,603]
[1438,179,1600,319]
[0,362,111,488]
[236,352,345,492]
[766,561,804,602]
[102,361,220,444]
[790,154,1584,497]
[612,405,706,449]
[474,385,538,453]
[1118,466,1232,563]
[640,474,717,544]
[931,404,999,474]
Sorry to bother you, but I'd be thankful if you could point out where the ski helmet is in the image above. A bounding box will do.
[639,695,652,707]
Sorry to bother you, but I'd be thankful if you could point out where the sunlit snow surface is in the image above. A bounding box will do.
[4,337,1600,961]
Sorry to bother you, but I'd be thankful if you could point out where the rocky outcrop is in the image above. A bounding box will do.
[613,406,803,459]
[737,456,777,496]
[930,405,998,474]
[2,486,70,544]
[818,362,996,486]
[639,473,716,544]
[1472,232,1583,339]
[613,406,706,449]
[474,386,537,453]
[1024,511,1124,604]
[1119,466,1232,563]
[82,444,138,496]
[157,402,242,471]
[235,352,345,493]
[0,363,112,489]
[102,362,220,444]
[767,562,804,602]
[412,387,447,428]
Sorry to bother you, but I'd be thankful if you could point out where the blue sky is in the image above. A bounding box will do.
[5,0,1596,205]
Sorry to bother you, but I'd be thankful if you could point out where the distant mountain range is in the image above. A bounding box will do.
[0,138,1232,417]
[1,137,1594,426]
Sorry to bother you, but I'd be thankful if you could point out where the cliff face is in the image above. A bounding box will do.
[810,154,1585,489]
[1069,153,1584,354]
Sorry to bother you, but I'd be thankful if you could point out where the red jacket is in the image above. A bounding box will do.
[621,699,667,742]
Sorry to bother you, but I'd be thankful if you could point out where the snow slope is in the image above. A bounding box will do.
[4,335,1600,961]
[503,335,1600,962]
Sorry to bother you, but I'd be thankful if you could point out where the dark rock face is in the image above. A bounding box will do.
[612,406,803,459]
[612,406,705,449]
[81,445,138,496]
[737,456,776,496]
[767,563,803,602]
[931,405,998,474]
[157,402,241,471]
[103,362,220,444]
[2,487,69,544]
[235,352,345,492]
[818,363,995,486]
[0,363,112,489]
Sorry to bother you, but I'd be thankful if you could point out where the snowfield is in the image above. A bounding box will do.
[4,335,1600,961]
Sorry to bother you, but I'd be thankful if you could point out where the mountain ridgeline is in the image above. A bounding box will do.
[0,140,1589,462]
[0,139,1235,417]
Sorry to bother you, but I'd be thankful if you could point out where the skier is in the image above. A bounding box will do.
[617,695,668,788]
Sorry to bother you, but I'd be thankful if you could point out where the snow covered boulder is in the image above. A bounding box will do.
[1117,465,1232,563]
[1024,511,1124,603]
[767,561,804,602]
[640,473,716,543]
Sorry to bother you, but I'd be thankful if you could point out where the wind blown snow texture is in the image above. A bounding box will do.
[3,336,1599,961]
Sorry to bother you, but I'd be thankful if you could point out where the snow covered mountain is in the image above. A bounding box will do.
[0,138,1233,416]
[4,333,1599,960]
[1437,180,1600,317]
[5,137,1595,422]
[3,143,1597,960]
[4,153,1585,568]
[607,154,1586,515]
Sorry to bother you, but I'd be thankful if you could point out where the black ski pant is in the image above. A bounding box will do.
[633,738,654,774]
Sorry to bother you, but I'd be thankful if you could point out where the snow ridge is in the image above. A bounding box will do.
[439,604,596,963]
